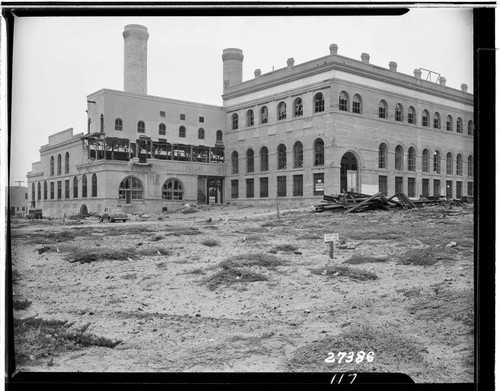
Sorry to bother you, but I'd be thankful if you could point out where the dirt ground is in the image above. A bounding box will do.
[9,202,474,382]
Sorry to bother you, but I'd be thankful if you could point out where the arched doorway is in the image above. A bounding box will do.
[79,204,89,216]
[340,152,358,193]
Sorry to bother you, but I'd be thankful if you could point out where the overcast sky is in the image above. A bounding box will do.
[9,8,474,185]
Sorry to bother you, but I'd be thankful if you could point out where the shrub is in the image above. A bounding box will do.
[311,265,378,281]
[201,239,220,247]
[344,254,389,265]
[13,299,32,310]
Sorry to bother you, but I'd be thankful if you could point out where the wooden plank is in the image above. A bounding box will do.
[345,192,382,213]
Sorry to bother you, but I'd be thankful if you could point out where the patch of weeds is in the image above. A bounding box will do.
[13,299,32,310]
[311,265,378,281]
[136,247,172,256]
[345,230,403,241]
[12,269,20,283]
[204,268,268,291]
[286,324,423,372]
[297,233,322,240]
[156,261,168,269]
[343,254,389,265]
[201,239,220,247]
[185,268,206,275]
[272,244,299,252]
[14,317,121,365]
[219,253,288,270]
[163,227,202,236]
[151,234,164,241]
[121,273,137,280]
[65,248,136,263]
[398,248,451,266]
[244,234,266,242]
[261,220,287,228]
[12,230,76,245]
[181,208,199,214]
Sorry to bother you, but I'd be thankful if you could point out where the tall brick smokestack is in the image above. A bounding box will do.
[123,24,149,95]
[222,48,244,91]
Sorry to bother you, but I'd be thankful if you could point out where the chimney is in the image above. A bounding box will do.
[414,69,422,79]
[439,77,446,86]
[461,84,468,93]
[123,24,149,95]
[389,61,398,71]
[254,69,261,78]
[222,48,244,91]
[329,44,338,55]
[287,57,295,69]
[361,53,370,64]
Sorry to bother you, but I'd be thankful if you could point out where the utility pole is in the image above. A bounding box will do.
[14,181,24,187]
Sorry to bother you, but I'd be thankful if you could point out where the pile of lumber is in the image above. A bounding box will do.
[313,191,464,213]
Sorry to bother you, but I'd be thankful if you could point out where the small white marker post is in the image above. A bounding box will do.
[324,233,339,259]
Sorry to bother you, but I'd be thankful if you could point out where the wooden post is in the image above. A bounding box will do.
[329,241,334,259]
[276,203,280,219]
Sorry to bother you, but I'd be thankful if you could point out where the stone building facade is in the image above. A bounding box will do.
[26,24,474,217]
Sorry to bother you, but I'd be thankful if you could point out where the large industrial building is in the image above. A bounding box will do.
[26,24,474,217]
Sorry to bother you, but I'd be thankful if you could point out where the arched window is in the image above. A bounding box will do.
[32,183,35,200]
[162,178,184,200]
[422,110,429,127]
[50,156,55,176]
[179,126,186,138]
[314,92,324,113]
[446,115,453,131]
[73,176,78,198]
[82,175,88,198]
[468,120,474,135]
[57,154,62,175]
[456,117,463,133]
[43,181,48,200]
[456,154,463,176]
[100,114,104,132]
[198,128,205,139]
[378,143,388,169]
[314,138,324,166]
[216,130,223,142]
[159,123,166,135]
[352,94,362,114]
[293,141,303,168]
[433,112,441,129]
[91,173,97,197]
[467,155,473,177]
[137,120,145,133]
[277,102,287,121]
[408,147,416,171]
[379,100,388,119]
[395,146,404,170]
[231,151,239,174]
[115,118,123,131]
[119,176,144,202]
[395,104,403,122]
[37,182,41,200]
[260,147,269,171]
[246,149,254,173]
[294,98,303,117]
[446,152,453,175]
[422,149,430,173]
[246,110,254,127]
[232,113,239,130]
[65,152,70,174]
[260,106,268,124]
[339,91,349,111]
[433,150,441,174]
[408,106,416,124]
[277,144,287,169]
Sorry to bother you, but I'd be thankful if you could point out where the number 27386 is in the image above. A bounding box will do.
[325,351,374,364]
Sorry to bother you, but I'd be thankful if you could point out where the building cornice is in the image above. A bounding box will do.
[40,135,84,154]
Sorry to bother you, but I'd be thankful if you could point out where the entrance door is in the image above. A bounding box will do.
[207,178,223,204]
[347,170,357,192]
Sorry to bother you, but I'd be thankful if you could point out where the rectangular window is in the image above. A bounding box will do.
[446,120,451,131]
[467,182,473,196]
[423,116,428,127]
[57,181,62,199]
[395,176,403,194]
[25,193,28,199]
[422,179,429,197]
[160,111,166,117]
[180,114,185,120]
[352,101,360,114]
[408,178,416,198]
[379,175,387,196]
[313,173,325,196]
[277,176,287,197]
[65,180,70,199]
[456,181,463,198]
[379,107,386,119]
[433,179,441,197]
[446,180,453,199]
[260,177,268,198]
[408,112,414,124]
[231,180,238,199]
[246,179,254,198]
[199,116,204,123]
[293,175,303,196]
[22,206,25,211]
[50,182,55,199]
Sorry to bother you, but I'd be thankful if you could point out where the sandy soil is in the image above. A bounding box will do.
[10,203,474,382]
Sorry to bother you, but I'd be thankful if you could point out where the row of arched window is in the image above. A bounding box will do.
[118,177,183,201]
[230,139,325,174]
[32,174,97,200]
[231,92,325,130]
[341,92,473,134]
[49,152,70,177]
[378,143,473,177]
[112,118,223,141]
